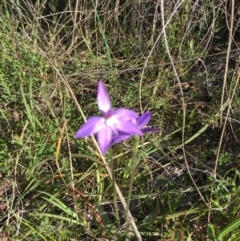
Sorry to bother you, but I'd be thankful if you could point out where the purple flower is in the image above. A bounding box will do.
[111,111,158,145]
[75,81,143,154]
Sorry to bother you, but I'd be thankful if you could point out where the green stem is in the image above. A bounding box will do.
[109,148,120,228]
[126,135,140,236]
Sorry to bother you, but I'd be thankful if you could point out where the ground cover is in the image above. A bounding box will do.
[1,0,240,240]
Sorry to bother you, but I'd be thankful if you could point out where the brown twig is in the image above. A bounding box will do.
[68,185,104,228]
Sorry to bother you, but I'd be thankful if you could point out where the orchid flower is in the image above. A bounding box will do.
[75,81,143,154]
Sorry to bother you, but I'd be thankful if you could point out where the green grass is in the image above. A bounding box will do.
[1,0,240,240]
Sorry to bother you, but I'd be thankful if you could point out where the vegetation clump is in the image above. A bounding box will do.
[0,0,240,240]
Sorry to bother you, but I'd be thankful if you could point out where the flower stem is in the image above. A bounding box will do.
[126,135,140,237]
[109,148,120,228]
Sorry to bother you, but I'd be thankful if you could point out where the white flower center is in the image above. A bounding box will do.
[105,115,118,127]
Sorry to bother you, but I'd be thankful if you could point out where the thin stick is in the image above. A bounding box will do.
[126,135,140,240]
[160,0,207,206]
[110,149,120,228]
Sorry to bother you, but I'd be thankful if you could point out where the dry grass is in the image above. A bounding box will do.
[1,0,240,240]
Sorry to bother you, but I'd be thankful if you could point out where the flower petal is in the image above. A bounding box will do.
[115,108,138,121]
[116,121,143,135]
[137,111,151,128]
[97,81,111,113]
[111,132,131,145]
[142,127,159,133]
[97,127,112,154]
[75,117,105,138]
